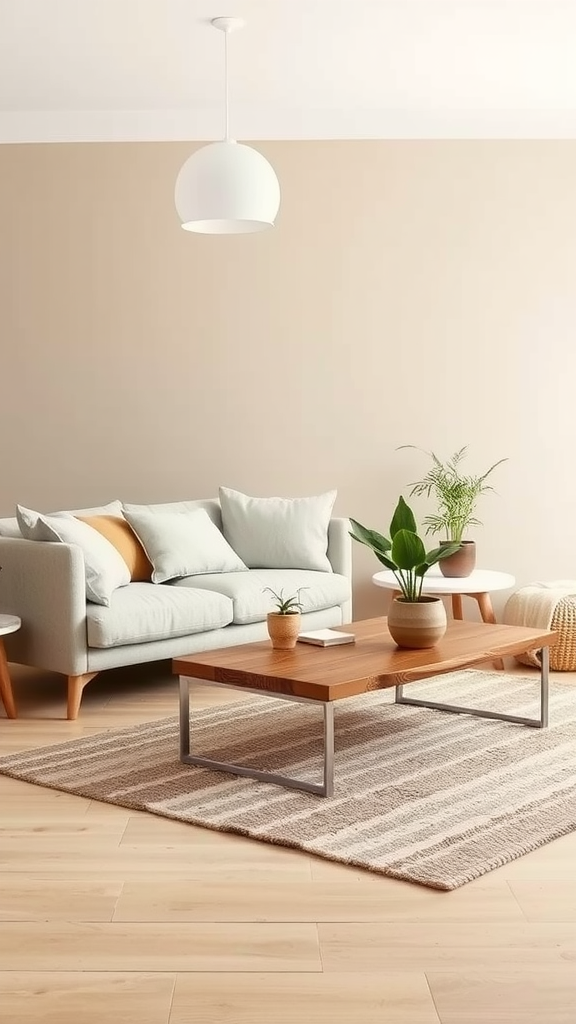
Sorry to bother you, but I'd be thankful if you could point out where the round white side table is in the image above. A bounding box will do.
[0,614,21,719]
[373,569,515,670]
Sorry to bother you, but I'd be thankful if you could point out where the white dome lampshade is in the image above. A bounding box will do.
[175,140,280,234]
[175,16,281,235]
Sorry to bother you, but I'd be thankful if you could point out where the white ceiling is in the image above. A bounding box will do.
[2,0,576,142]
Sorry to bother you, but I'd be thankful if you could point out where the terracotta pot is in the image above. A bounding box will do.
[387,596,447,649]
[267,612,301,650]
[439,540,476,578]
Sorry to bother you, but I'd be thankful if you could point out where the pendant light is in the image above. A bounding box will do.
[175,16,281,234]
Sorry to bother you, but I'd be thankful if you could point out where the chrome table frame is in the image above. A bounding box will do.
[179,645,550,799]
[394,646,550,729]
[179,676,335,797]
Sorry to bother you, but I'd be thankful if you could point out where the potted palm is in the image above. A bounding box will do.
[263,587,308,650]
[399,446,507,577]
[350,497,459,649]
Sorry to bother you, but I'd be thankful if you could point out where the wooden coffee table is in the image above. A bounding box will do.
[173,618,557,798]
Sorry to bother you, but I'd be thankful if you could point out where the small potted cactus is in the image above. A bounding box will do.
[263,586,308,650]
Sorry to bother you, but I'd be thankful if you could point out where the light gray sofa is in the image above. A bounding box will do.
[0,498,352,719]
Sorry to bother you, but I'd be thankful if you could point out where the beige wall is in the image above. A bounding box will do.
[1,141,575,619]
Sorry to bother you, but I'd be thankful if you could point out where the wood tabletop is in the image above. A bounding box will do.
[173,617,557,703]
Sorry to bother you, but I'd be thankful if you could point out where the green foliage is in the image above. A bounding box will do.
[263,586,308,615]
[350,496,460,602]
[398,445,507,543]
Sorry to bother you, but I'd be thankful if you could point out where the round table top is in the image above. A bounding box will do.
[0,614,21,636]
[372,568,515,595]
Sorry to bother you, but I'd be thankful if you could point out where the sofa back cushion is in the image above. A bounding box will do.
[218,487,337,572]
[0,519,24,538]
[123,499,222,530]
[0,499,123,538]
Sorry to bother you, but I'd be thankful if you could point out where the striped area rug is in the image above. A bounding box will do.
[1,669,576,890]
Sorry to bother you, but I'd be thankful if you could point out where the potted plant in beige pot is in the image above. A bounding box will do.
[263,587,308,650]
[399,446,507,578]
[350,497,459,649]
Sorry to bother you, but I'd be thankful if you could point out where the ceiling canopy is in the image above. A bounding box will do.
[2,0,576,142]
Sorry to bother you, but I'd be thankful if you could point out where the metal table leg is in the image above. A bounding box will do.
[179,677,336,796]
[394,645,550,729]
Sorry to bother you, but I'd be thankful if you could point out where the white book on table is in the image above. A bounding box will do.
[297,629,356,647]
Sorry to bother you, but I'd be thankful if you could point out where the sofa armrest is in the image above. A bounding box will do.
[0,538,89,676]
[327,517,352,579]
[327,518,352,621]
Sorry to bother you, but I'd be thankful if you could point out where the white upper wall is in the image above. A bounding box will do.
[2,0,576,142]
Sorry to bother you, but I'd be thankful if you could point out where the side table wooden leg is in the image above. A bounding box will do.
[0,639,17,719]
[475,592,505,670]
[451,593,463,619]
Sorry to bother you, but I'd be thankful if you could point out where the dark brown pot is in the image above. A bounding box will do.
[439,540,476,578]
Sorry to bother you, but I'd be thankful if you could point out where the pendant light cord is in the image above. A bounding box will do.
[212,17,244,143]
[224,27,230,141]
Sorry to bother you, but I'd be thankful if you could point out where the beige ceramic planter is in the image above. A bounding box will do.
[267,612,301,650]
[387,596,447,649]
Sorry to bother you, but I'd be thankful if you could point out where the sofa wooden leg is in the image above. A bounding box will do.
[66,672,99,720]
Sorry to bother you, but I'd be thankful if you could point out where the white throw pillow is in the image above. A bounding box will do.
[218,486,337,572]
[122,507,247,584]
[3,499,123,539]
[16,506,131,606]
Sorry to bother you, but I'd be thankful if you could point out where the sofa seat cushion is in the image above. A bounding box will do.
[172,569,351,626]
[87,582,233,649]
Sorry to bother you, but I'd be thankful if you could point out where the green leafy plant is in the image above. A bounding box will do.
[263,587,308,614]
[398,445,507,544]
[350,496,459,602]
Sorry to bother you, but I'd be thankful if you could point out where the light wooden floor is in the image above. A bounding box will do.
[1,660,576,1024]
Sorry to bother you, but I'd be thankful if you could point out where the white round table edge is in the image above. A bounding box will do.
[372,569,515,595]
[0,614,21,636]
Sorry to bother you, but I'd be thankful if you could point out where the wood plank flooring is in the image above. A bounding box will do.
[1,660,576,1023]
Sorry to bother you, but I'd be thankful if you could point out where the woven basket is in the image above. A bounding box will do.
[516,594,576,671]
